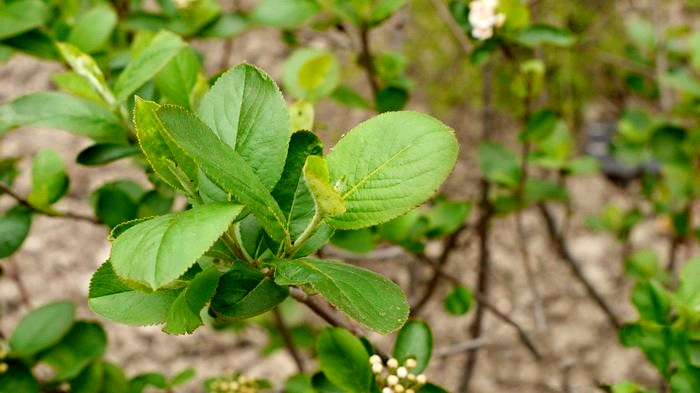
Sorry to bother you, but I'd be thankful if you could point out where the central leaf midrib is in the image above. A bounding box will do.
[340,144,412,200]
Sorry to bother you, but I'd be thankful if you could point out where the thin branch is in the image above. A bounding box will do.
[410,224,468,316]
[358,23,380,99]
[433,337,487,358]
[415,255,543,360]
[538,202,622,329]
[460,61,495,393]
[427,0,472,54]
[272,307,305,373]
[0,183,100,225]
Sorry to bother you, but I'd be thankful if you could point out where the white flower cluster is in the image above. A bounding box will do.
[207,374,259,393]
[468,0,506,41]
[370,355,427,393]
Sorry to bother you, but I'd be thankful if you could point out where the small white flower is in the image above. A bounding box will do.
[372,362,384,374]
[382,388,394,393]
[404,358,417,369]
[387,375,399,386]
[174,0,195,8]
[387,358,399,369]
[416,374,427,385]
[394,384,405,393]
[370,354,382,364]
[396,366,408,378]
[468,0,505,40]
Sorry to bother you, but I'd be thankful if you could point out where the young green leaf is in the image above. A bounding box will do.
[196,64,291,190]
[424,197,471,238]
[0,92,126,143]
[88,261,180,326]
[249,0,320,29]
[154,47,202,109]
[478,141,522,188]
[289,101,315,132]
[67,4,118,54]
[163,266,221,334]
[316,328,372,393]
[77,144,141,166]
[27,149,68,208]
[304,155,346,217]
[443,285,473,316]
[209,261,289,321]
[283,49,341,102]
[327,111,458,230]
[10,301,75,358]
[109,203,242,290]
[520,109,557,142]
[330,86,371,109]
[0,205,32,258]
[513,24,576,47]
[677,257,700,310]
[114,30,186,103]
[56,43,115,106]
[40,322,107,380]
[0,0,49,40]
[272,258,409,334]
[369,0,406,25]
[393,320,432,374]
[134,98,200,194]
[156,105,288,242]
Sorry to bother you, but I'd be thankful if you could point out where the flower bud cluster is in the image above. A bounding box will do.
[468,0,506,41]
[207,374,260,393]
[369,355,427,393]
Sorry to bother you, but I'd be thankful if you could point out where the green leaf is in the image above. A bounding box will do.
[56,43,115,106]
[0,205,31,258]
[624,249,660,280]
[0,92,126,143]
[524,179,569,204]
[40,322,107,380]
[0,360,39,393]
[327,112,458,230]
[625,18,656,55]
[369,0,406,25]
[101,362,130,393]
[110,202,243,290]
[477,141,521,188]
[209,261,289,321]
[283,49,341,102]
[316,328,372,393]
[443,285,473,316]
[10,301,76,358]
[250,0,320,29]
[375,86,408,113]
[304,155,346,217]
[88,261,180,326]
[27,149,68,207]
[565,156,600,175]
[285,374,314,393]
[513,24,576,47]
[134,98,200,194]
[520,109,557,142]
[424,196,470,238]
[677,257,700,310]
[311,372,345,393]
[661,69,700,97]
[418,383,450,393]
[289,101,315,132]
[71,360,103,393]
[156,106,289,242]
[273,258,409,334]
[0,0,49,40]
[154,47,202,109]
[114,30,186,103]
[67,4,118,53]
[272,131,323,239]
[91,181,142,228]
[77,144,141,166]
[393,320,432,374]
[2,30,60,60]
[330,228,376,254]
[196,64,291,191]
[632,281,669,324]
[330,86,371,109]
[163,266,221,334]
